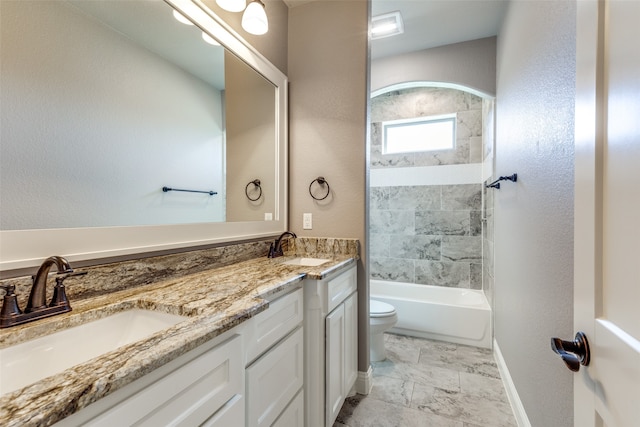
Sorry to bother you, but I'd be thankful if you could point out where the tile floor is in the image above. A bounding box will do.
[334,333,518,427]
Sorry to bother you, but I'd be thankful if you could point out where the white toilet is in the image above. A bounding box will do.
[369,299,398,362]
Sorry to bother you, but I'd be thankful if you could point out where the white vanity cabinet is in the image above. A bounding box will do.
[55,333,245,427]
[245,288,304,427]
[54,287,304,427]
[304,265,358,427]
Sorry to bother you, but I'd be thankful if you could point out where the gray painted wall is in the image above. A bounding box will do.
[288,0,369,371]
[495,1,576,425]
[371,37,497,96]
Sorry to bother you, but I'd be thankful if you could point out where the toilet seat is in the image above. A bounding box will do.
[370,299,396,318]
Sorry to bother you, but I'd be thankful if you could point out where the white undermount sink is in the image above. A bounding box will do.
[0,308,187,396]
[282,257,331,267]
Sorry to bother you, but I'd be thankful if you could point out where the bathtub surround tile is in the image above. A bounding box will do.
[441,236,482,262]
[370,210,415,235]
[415,211,470,236]
[470,210,482,236]
[370,186,388,210]
[470,263,482,290]
[388,186,441,211]
[456,109,483,139]
[369,233,390,258]
[389,235,441,260]
[469,136,483,164]
[415,261,470,288]
[335,334,517,427]
[370,86,485,292]
[441,185,482,211]
[370,258,415,283]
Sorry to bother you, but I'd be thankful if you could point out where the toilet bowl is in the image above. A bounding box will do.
[369,299,398,362]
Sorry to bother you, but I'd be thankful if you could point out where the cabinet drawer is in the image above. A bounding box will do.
[201,394,244,427]
[327,266,357,313]
[246,327,304,427]
[246,288,303,364]
[272,390,304,427]
[87,335,243,426]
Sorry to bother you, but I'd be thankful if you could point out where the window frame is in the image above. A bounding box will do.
[382,113,457,155]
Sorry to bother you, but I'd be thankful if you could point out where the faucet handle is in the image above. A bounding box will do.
[1,284,23,320]
[50,271,86,308]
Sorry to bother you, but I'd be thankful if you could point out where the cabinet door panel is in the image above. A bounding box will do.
[201,394,244,427]
[246,327,304,427]
[344,292,358,394]
[325,304,345,427]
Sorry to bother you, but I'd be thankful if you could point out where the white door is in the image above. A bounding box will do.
[573,0,640,426]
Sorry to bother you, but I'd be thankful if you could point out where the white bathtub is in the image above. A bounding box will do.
[370,280,492,349]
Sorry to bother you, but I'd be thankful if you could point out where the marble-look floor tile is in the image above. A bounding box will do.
[337,334,517,427]
[368,375,414,407]
[372,358,460,392]
[384,333,425,363]
[337,394,464,427]
[411,381,517,427]
[418,342,500,380]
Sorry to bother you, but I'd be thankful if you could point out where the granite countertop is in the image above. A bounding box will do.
[0,254,356,427]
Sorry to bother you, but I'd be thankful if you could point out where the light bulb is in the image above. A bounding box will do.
[242,0,268,35]
[202,32,221,46]
[216,0,246,13]
[172,9,194,25]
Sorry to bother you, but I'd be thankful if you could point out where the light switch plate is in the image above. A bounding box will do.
[303,213,312,229]
[264,213,273,221]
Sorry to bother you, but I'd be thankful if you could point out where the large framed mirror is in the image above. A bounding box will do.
[0,0,287,271]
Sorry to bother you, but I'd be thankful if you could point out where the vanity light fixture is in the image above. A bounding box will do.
[242,0,268,35]
[172,9,194,25]
[371,10,404,40]
[216,0,246,13]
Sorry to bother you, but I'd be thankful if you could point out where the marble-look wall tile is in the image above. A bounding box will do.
[371,210,416,235]
[416,211,470,236]
[441,236,482,262]
[370,86,485,290]
[370,233,391,258]
[390,235,441,260]
[371,258,416,283]
[388,186,441,211]
[415,261,470,288]
[370,187,389,210]
[442,185,482,210]
[470,211,482,236]
[470,263,482,290]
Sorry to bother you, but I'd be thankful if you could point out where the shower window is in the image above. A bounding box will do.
[382,114,456,154]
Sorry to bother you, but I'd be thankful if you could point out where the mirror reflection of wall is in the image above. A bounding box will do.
[225,52,276,222]
[0,0,277,230]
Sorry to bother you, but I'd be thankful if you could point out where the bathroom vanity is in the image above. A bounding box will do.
[0,250,357,427]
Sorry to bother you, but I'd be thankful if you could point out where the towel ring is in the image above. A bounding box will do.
[309,176,330,201]
[245,179,262,201]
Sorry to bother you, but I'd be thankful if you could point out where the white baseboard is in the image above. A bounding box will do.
[355,366,373,395]
[494,339,531,427]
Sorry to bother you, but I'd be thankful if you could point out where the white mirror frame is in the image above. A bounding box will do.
[0,0,287,271]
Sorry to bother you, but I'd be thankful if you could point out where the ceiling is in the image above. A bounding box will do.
[284,0,509,60]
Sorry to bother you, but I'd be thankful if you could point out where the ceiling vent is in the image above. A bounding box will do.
[371,11,404,40]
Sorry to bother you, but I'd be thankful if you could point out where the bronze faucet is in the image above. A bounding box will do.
[268,231,297,258]
[0,256,86,328]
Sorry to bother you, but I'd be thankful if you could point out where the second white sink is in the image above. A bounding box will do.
[282,257,330,267]
[0,308,187,396]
